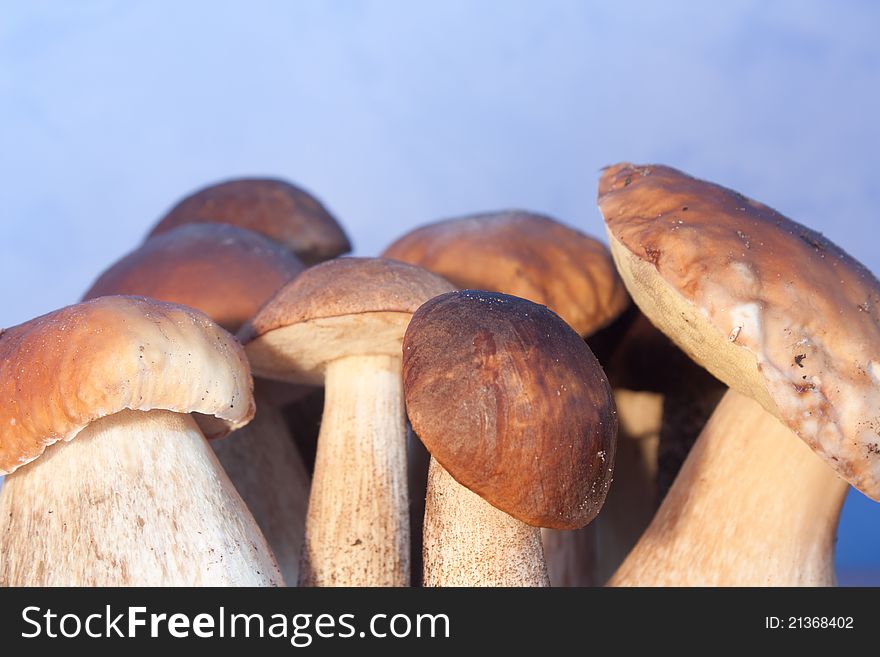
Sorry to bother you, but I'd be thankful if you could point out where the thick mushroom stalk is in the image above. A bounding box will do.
[300,354,408,586]
[403,291,617,587]
[423,458,548,586]
[240,257,456,586]
[611,390,847,586]
[1,410,279,586]
[598,163,880,585]
[0,296,282,586]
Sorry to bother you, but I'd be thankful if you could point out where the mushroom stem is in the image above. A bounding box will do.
[423,457,549,587]
[609,389,848,586]
[299,354,409,586]
[212,391,310,586]
[0,409,282,586]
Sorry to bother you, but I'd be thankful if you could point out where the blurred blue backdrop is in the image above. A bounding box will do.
[1,1,878,583]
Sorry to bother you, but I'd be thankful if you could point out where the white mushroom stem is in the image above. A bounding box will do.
[299,353,409,586]
[0,409,282,586]
[610,389,849,586]
[212,392,310,586]
[423,457,549,587]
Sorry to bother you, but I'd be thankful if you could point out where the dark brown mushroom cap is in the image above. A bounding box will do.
[240,257,456,384]
[83,223,305,333]
[402,290,617,529]
[599,162,880,500]
[0,296,255,475]
[149,178,351,265]
[383,211,629,337]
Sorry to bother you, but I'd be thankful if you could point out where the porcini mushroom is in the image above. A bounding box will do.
[384,211,629,586]
[83,222,309,585]
[0,296,282,585]
[149,177,351,265]
[239,257,455,586]
[383,210,628,336]
[402,290,617,586]
[599,163,880,585]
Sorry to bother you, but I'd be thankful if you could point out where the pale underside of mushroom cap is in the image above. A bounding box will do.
[0,295,255,475]
[599,162,880,499]
[239,257,455,385]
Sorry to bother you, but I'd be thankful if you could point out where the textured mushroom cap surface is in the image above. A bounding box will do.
[402,290,617,529]
[240,257,455,383]
[149,178,351,265]
[382,211,630,336]
[0,296,255,475]
[599,162,880,499]
[83,223,305,333]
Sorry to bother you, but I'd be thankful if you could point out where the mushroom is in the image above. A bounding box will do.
[148,177,351,265]
[83,222,309,585]
[0,295,282,585]
[383,210,629,586]
[239,257,455,586]
[599,163,880,585]
[402,290,617,586]
[383,210,628,336]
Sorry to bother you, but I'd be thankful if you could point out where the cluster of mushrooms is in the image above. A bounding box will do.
[1,162,878,587]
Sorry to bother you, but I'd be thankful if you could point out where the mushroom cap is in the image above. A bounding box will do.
[402,290,617,529]
[83,223,305,333]
[382,210,630,336]
[240,257,455,384]
[0,295,255,475]
[599,162,880,499]
[149,178,351,265]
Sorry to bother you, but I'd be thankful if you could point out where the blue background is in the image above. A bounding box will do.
[1,1,878,583]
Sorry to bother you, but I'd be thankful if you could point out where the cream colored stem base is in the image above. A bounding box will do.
[213,394,310,586]
[610,389,848,586]
[423,458,549,587]
[299,354,409,586]
[0,409,282,586]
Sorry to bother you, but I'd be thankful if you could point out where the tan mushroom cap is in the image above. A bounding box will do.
[0,296,255,475]
[240,257,456,385]
[599,162,880,499]
[403,290,617,529]
[149,178,351,265]
[382,210,629,336]
[83,223,305,333]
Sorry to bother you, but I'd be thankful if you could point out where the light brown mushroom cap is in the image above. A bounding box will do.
[0,295,255,475]
[599,162,880,499]
[382,210,629,336]
[239,257,455,385]
[148,178,351,265]
[83,223,305,333]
